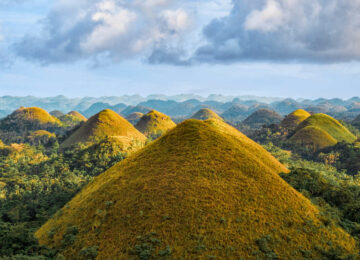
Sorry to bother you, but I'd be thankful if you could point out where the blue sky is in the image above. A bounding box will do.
[0,0,360,99]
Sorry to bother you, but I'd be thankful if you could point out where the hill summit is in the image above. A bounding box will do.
[36,119,356,259]
[190,108,223,121]
[61,109,146,148]
[67,111,87,122]
[135,110,176,138]
[126,112,144,125]
[281,109,311,131]
[289,113,356,150]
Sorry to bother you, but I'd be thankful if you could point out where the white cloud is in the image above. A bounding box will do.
[14,0,192,64]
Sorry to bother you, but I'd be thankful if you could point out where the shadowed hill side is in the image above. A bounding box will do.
[67,111,87,122]
[135,110,176,138]
[36,119,357,259]
[61,109,146,149]
[281,109,311,131]
[190,108,223,121]
[50,110,64,118]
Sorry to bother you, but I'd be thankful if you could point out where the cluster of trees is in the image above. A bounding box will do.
[0,139,127,259]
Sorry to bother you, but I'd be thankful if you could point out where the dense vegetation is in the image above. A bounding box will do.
[1,105,360,259]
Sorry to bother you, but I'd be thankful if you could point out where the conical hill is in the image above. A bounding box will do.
[295,113,356,143]
[36,119,357,259]
[243,109,283,128]
[61,109,146,148]
[135,110,176,138]
[67,111,87,122]
[190,108,223,121]
[0,107,61,133]
[126,112,144,125]
[281,109,311,131]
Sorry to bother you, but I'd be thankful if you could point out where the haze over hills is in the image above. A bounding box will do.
[1,96,360,121]
[35,119,358,259]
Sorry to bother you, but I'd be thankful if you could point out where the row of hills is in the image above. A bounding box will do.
[1,95,360,122]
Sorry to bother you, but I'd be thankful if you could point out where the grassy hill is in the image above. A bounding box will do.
[135,110,176,138]
[59,111,87,128]
[0,107,61,136]
[50,110,64,118]
[281,109,311,131]
[289,126,338,151]
[296,114,356,143]
[36,119,357,259]
[243,109,283,128]
[190,108,223,121]
[61,109,146,149]
[289,113,356,151]
[126,112,144,125]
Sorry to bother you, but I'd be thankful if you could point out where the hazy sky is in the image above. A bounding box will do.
[1,0,360,98]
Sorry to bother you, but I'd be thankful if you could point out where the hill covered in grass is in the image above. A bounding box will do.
[61,109,146,149]
[243,109,283,128]
[0,107,61,143]
[289,113,356,151]
[281,109,311,131]
[36,119,357,259]
[58,111,87,128]
[135,110,176,138]
[190,108,223,121]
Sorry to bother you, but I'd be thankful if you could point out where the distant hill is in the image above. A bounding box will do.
[50,110,64,118]
[190,108,223,121]
[289,113,356,150]
[121,105,151,117]
[281,109,311,131]
[271,98,302,115]
[243,109,283,128]
[58,111,87,128]
[126,112,144,125]
[61,109,146,149]
[135,110,176,138]
[36,119,357,259]
[221,104,248,122]
[0,107,61,134]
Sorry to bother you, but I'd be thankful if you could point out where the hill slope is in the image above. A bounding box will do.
[289,126,338,151]
[135,110,176,138]
[281,109,311,131]
[0,107,61,133]
[190,108,223,121]
[36,119,357,259]
[243,109,283,128]
[61,109,146,148]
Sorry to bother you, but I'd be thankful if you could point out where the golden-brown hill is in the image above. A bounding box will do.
[281,109,311,131]
[61,109,146,149]
[0,107,61,133]
[289,113,356,150]
[190,108,223,121]
[67,111,87,122]
[37,119,357,259]
[135,110,176,138]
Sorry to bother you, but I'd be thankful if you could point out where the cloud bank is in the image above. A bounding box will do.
[13,0,360,65]
[14,0,191,64]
